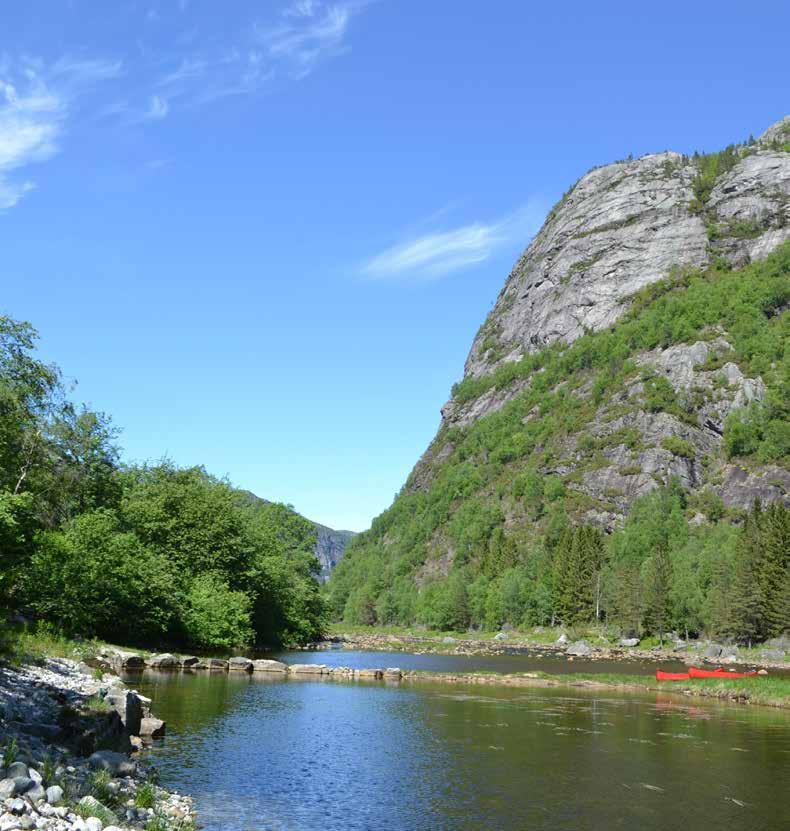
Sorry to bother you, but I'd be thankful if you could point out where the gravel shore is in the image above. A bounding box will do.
[0,658,194,831]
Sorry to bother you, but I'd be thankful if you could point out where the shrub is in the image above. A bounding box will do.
[181,573,254,650]
[661,436,696,459]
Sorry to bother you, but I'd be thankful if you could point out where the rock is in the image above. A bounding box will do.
[556,634,568,644]
[87,751,136,778]
[23,784,44,803]
[441,637,457,644]
[703,644,723,659]
[105,650,144,670]
[566,641,593,657]
[85,817,103,831]
[287,664,328,675]
[0,780,16,799]
[194,658,228,671]
[766,634,790,650]
[104,689,143,736]
[494,632,508,641]
[45,786,64,806]
[356,669,383,679]
[25,769,41,786]
[251,659,288,673]
[8,800,25,816]
[227,657,254,672]
[759,648,785,661]
[145,653,179,669]
[11,778,32,795]
[619,637,640,647]
[139,717,166,739]
[179,656,200,668]
[5,764,27,781]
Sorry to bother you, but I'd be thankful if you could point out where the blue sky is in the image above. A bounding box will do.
[1,1,788,531]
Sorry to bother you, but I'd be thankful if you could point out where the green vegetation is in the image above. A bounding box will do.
[0,315,326,652]
[135,783,158,810]
[327,245,789,643]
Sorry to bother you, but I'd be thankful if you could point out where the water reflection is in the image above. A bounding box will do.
[127,669,790,831]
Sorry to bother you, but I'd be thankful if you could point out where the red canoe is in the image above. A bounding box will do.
[656,671,691,681]
[688,666,758,679]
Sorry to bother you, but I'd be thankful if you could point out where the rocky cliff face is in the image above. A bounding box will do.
[458,117,790,393]
[314,523,356,581]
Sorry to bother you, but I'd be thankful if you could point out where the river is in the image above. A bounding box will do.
[124,652,790,831]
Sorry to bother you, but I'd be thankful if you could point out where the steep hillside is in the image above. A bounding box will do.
[327,118,790,638]
[314,523,357,580]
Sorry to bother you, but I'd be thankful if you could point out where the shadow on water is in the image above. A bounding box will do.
[125,663,790,831]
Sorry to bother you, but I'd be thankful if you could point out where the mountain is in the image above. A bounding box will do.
[313,524,357,581]
[240,491,355,580]
[327,117,790,636]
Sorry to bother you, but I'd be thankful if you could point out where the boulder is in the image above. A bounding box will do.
[104,689,143,736]
[251,659,288,674]
[106,650,145,670]
[494,632,508,641]
[566,641,593,657]
[356,669,383,679]
[703,643,723,659]
[24,784,45,803]
[194,658,228,671]
[88,751,136,778]
[766,634,790,650]
[287,664,328,675]
[145,654,179,669]
[179,656,200,668]
[441,637,457,644]
[556,634,568,645]
[139,717,166,739]
[5,764,28,781]
[759,648,785,661]
[11,778,33,795]
[85,818,103,831]
[227,657,254,672]
[619,637,640,647]
[45,786,64,806]
[0,779,17,799]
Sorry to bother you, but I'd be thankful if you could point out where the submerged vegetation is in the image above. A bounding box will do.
[327,245,790,642]
[0,316,326,650]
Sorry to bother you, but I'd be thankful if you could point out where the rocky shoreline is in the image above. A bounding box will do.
[0,657,194,831]
[326,631,790,670]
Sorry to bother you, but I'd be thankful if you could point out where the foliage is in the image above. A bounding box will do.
[0,314,326,651]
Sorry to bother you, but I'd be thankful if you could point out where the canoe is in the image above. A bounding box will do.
[688,667,758,679]
[656,670,691,681]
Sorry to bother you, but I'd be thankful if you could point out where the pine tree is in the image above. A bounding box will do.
[643,544,673,642]
[763,503,790,637]
[552,525,605,625]
[728,503,767,645]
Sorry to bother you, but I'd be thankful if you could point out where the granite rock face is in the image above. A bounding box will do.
[461,117,790,387]
[314,523,356,581]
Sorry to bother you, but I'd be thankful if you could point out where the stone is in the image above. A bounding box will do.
[703,644,723,659]
[145,654,179,669]
[8,801,24,816]
[23,784,44,803]
[5,765,27,781]
[441,637,457,644]
[0,780,16,799]
[566,641,593,657]
[194,658,228,671]
[85,816,103,831]
[45,786,64,806]
[139,717,166,739]
[106,650,145,670]
[494,632,508,641]
[104,689,143,737]
[619,637,640,647]
[87,751,136,778]
[766,634,790,650]
[25,770,41,786]
[227,657,254,672]
[287,664,328,675]
[556,634,568,644]
[759,649,785,661]
[179,656,200,668]
[251,659,288,674]
[11,778,32,795]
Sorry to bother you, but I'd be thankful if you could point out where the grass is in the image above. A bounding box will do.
[135,782,158,809]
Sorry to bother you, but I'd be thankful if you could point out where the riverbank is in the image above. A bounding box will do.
[0,656,195,831]
[326,624,790,670]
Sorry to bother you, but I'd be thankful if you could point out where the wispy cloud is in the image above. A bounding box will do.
[361,203,546,280]
[145,94,169,120]
[255,1,365,81]
[0,58,121,210]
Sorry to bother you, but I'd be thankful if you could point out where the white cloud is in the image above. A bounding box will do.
[0,58,119,210]
[256,2,363,81]
[145,94,169,120]
[361,203,547,280]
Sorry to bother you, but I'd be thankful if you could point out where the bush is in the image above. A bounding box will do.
[181,573,254,650]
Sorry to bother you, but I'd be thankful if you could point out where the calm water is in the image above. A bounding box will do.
[125,661,790,831]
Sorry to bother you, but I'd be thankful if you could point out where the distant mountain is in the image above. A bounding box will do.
[240,491,355,580]
[313,524,357,581]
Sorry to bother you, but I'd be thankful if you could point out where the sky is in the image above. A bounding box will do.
[1,1,788,531]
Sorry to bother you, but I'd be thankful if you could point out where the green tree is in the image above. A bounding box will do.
[182,573,254,650]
